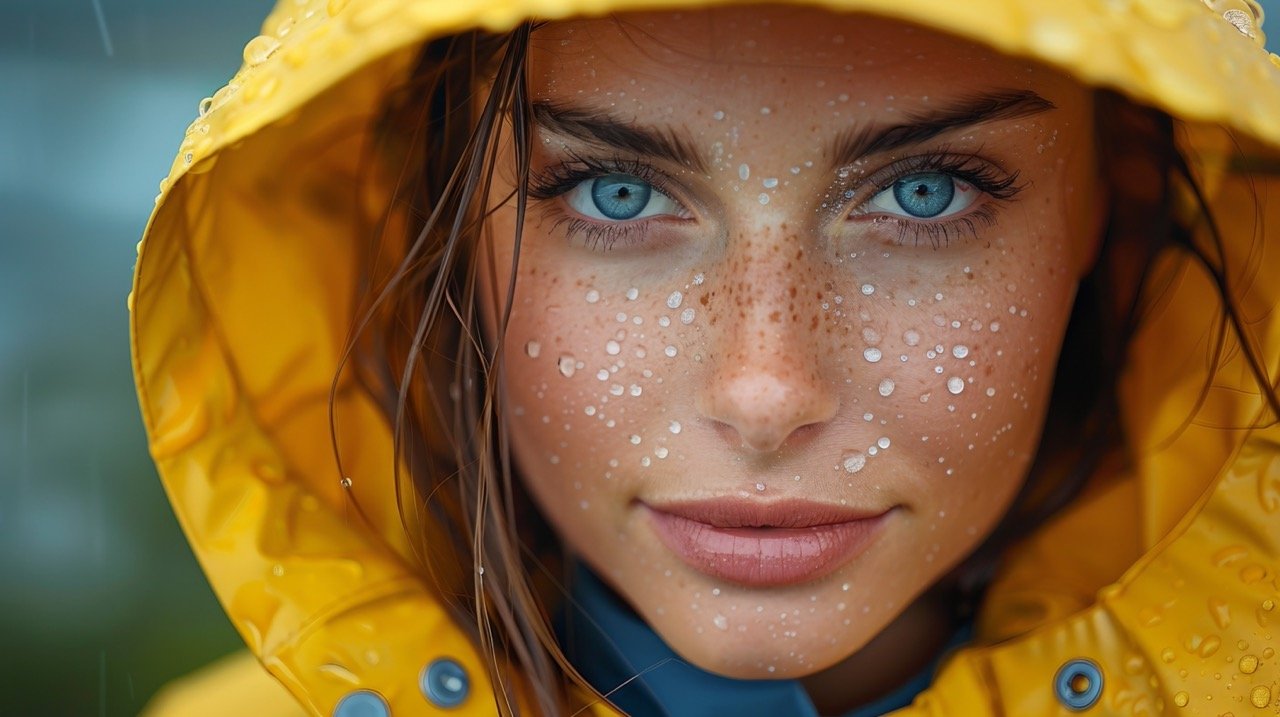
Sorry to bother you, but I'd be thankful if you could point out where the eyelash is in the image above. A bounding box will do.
[528,153,687,252]
[527,150,1024,251]
[846,152,1024,248]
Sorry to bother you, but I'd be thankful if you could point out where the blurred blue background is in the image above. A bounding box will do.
[1,1,1277,715]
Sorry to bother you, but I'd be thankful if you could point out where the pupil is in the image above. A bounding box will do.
[591,173,652,221]
[891,172,955,218]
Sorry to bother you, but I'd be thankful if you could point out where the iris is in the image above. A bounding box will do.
[591,174,652,220]
[892,173,955,218]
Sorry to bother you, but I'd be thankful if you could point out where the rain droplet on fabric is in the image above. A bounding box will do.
[339,476,353,488]
[525,340,541,358]
[947,377,965,394]
[667,291,684,309]
[243,35,281,65]
[558,356,577,378]
[878,379,895,396]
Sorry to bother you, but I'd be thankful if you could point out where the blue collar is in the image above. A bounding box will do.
[557,565,969,717]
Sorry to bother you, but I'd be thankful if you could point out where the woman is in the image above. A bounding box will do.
[133,0,1280,714]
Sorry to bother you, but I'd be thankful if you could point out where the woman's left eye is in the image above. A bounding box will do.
[564,173,683,222]
[867,172,978,219]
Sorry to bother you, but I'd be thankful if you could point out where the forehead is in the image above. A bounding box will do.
[528,8,1060,105]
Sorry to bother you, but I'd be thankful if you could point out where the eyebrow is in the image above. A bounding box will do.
[831,89,1056,167]
[532,101,709,173]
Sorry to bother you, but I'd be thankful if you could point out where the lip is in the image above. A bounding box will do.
[644,498,891,587]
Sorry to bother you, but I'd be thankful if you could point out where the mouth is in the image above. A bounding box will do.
[643,498,892,587]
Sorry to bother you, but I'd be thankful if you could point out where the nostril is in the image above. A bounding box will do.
[700,370,839,453]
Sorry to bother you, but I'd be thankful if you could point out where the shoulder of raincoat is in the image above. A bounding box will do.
[131,0,1280,714]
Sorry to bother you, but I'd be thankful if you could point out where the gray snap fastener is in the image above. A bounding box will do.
[1054,658,1103,711]
[421,657,470,708]
[333,690,390,717]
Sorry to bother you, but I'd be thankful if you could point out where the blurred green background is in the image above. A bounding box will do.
[1,2,267,715]
[2,1,1279,715]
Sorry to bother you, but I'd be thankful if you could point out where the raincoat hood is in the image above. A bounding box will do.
[133,0,1280,714]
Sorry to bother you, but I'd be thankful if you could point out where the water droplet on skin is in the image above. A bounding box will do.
[606,340,621,355]
[609,384,624,396]
[758,193,770,205]
[877,437,891,449]
[595,368,609,381]
[878,379,895,396]
[713,110,725,120]
[693,273,705,285]
[739,163,751,181]
[669,421,682,434]
[667,291,683,309]
[947,377,965,394]
[664,345,678,357]
[626,287,639,301]
[655,446,669,458]
[525,340,541,358]
[755,482,765,492]
[860,283,875,296]
[903,330,920,347]
[863,348,883,363]
[680,308,696,324]
[1173,691,1189,708]
[629,434,642,445]
[629,384,642,397]
[842,452,867,473]
[585,290,600,303]
[952,345,969,359]
[555,356,577,378]
[763,178,778,189]
[713,614,729,630]
[1250,685,1271,708]
[985,387,996,397]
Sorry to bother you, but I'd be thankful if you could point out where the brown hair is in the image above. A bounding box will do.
[337,25,1279,716]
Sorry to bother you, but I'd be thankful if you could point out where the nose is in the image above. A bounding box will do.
[696,244,839,454]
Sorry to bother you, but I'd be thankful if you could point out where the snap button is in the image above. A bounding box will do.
[1054,658,1103,711]
[333,690,390,717]
[421,657,470,708]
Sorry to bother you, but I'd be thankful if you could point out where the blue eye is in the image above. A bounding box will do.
[591,174,651,219]
[868,172,976,219]
[564,173,683,222]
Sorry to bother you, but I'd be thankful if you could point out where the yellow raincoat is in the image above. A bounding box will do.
[132,0,1280,714]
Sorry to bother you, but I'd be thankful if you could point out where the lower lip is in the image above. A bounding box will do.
[645,507,888,587]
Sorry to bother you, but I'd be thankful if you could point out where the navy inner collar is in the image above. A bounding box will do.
[557,564,971,717]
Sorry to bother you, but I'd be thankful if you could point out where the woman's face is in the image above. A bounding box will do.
[481,8,1102,678]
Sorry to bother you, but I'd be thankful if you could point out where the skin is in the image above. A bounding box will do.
[478,7,1104,712]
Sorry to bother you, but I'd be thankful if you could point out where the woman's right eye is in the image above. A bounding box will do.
[565,173,684,222]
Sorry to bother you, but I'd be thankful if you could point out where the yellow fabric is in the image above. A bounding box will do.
[131,0,1280,714]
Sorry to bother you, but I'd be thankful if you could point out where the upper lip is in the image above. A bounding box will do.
[644,497,887,529]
